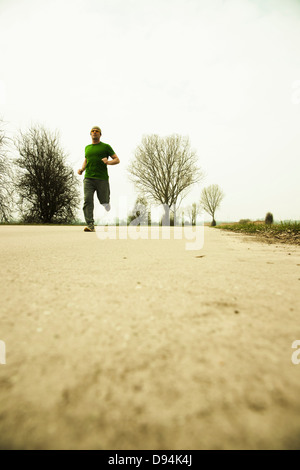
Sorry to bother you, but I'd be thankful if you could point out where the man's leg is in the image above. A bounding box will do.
[96,180,111,212]
[83,178,96,229]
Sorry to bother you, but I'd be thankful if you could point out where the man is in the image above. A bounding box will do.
[78,126,120,232]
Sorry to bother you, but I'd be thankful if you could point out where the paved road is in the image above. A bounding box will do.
[0,225,300,449]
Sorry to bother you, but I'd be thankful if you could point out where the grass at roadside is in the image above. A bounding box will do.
[215,221,300,245]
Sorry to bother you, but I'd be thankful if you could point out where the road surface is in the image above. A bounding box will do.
[0,225,300,449]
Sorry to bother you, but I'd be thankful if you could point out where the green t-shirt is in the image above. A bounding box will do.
[84,142,115,180]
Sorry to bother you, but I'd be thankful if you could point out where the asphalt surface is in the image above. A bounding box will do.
[0,225,300,449]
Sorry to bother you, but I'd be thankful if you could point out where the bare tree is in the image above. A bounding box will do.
[127,195,151,226]
[14,125,80,223]
[200,184,224,226]
[128,134,204,224]
[186,202,199,226]
[0,120,13,222]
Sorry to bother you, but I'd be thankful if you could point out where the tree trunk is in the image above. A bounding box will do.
[162,205,170,226]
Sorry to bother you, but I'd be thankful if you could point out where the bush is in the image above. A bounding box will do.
[265,212,274,225]
[239,219,251,224]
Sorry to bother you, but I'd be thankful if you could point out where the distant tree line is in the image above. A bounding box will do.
[0,120,225,226]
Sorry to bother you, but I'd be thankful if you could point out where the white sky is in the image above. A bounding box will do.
[0,0,300,222]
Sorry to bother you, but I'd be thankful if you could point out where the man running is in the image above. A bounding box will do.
[78,126,120,232]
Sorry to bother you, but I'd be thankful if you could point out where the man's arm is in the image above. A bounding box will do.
[102,154,120,165]
[78,158,87,175]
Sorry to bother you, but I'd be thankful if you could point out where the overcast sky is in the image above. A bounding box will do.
[0,0,300,222]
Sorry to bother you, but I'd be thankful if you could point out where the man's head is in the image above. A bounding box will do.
[90,126,101,143]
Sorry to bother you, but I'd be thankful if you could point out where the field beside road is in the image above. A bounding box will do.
[0,225,300,450]
[217,221,300,245]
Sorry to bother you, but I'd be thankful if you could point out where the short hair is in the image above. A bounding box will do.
[90,126,102,135]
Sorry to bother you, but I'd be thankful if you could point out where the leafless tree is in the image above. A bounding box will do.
[0,120,13,222]
[186,202,199,226]
[14,125,80,223]
[127,195,151,225]
[128,134,204,224]
[200,184,224,226]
